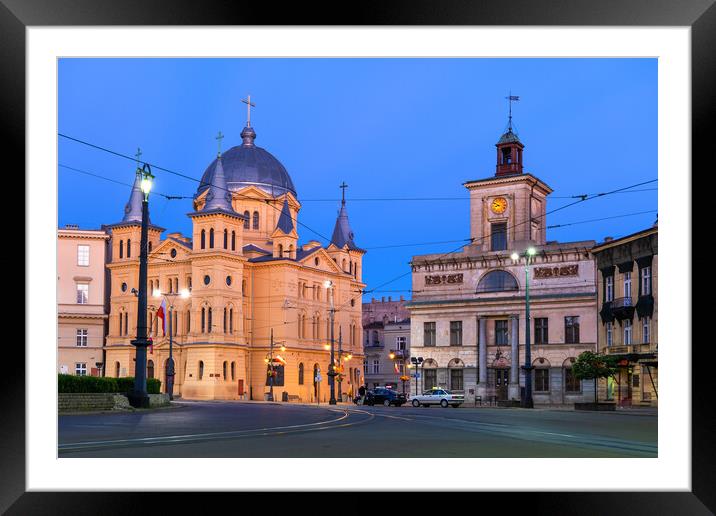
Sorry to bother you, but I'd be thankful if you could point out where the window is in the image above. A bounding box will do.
[450,321,463,346]
[201,307,206,333]
[75,363,87,376]
[495,320,509,345]
[372,360,380,374]
[477,270,518,292]
[298,363,304,385]
[208,307,213,333]
[119,240,124,259]
[564,368,581,393]
[229,308,234,334]
[624,271,632,299]
[424,322,436,346]
[642,317,651,343]
[209,228,215,248]
[223,361,228,380]
[424,369,437,390]
[624,319,632,345]
[450,369,463,390]
[265,364,285,386]
[223,307,227,333]
[200,229,206,249]
[224,229,228,249]
[76,329,88,347]
[491,222,507,251]
[534,368,549,392]
[76,283,89,304]
[231,231,236,251]
[231,362,236,381]
[147,360,154,379]
[243,211,250,229]
[606,322,613,347]
[363,359,368,376]
[605,275,614,302]
[127,239,131,258]
[174,278,178,292]
[170,248,177,258]
[396,336,407,350]
[641,266,652,295]
[534,318,548,344]
[565,316,580,344]
[198,361,204,380]
[77,245,89,266]
[124,312,128,336]
[252,211,259,230]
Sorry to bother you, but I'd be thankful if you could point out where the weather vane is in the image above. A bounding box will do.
[506,92,520,131]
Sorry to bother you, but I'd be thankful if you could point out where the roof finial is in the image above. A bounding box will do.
[241,94,256,127]
[134,147,142,168]
[216,130,224,158]
[506,92,520,132]
[339,181,348,206]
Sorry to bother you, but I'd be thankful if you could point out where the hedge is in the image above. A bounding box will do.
[58,374,161,394]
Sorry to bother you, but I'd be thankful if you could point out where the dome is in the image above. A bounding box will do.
[197,127,296,198]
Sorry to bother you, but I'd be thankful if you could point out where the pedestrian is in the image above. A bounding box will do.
[358,384,366,405]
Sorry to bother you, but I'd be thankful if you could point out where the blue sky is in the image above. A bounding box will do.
[58,58,657,299]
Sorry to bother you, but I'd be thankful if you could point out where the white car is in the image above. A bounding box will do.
[410,388,465,408]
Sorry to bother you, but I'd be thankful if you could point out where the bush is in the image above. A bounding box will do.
[58,374,162,394]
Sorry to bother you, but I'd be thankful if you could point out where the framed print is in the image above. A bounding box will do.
[5,0,713,512]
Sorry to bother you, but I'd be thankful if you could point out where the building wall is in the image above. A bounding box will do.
[57,228,109,376]
[361,298,411,391]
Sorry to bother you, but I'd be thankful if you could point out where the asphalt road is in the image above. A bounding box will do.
[58,401,657,458]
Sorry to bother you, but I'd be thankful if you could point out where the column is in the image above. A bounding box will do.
[509,315,520,400]
[477,316,487,401]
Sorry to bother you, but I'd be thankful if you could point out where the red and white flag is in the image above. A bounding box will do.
[394,362,400,373]
[156,298,167,336]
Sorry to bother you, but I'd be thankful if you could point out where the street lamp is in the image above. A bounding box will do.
[410,356,424,396]
[128,164,154,408]
[153,287,190,400]
[511,247,536,409]
[324,280,337,405]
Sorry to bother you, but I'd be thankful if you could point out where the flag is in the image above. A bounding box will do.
[156,298,167,336]
[394,362,400,373]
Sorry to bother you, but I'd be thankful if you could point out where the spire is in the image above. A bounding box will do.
[122,167,147,223]
[241,94,257,146]
[203,154,234,212]
[330,182,358,250]
[275,197,294,234]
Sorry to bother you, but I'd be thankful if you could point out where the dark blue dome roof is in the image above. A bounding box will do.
[197,130,296,198]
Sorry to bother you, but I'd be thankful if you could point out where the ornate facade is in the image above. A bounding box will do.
[407,121,598,405]
[104,120,365,401]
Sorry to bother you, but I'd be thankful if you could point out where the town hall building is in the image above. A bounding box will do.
[104,113,366,401]
[407,114,598,406]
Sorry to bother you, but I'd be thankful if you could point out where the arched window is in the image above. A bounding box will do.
[124,312,128,336]
[119,240,124,259]
[563,357,580,393]
[312,315,318,339]
[298,363,304,385]
[127,239,131,258]
[118,311,123,336]
[198,360,204,380]
[476,270,519,293]
[243,211,250,229]
[174,278,178,292]
[278,244,283,257]
[168,278,173,293]
[229,307,234,334]
[200,229,206,249]
[115,361,120,377]
[288,244,294,259]
[231,361,236,381]
[342,258,347,271]
[223,307,227,333]
[186,309,191,333]
[223,229,228,249]
[448,358,464,391]
[148,241,152,253]
[231,231,236,251]
[209,228,215,248]
[533,358,551,392]
[223,361,228,380]
[201,307,206,333]
[147,360,155,379]
[252,211,259,230]
[208,307,213,333]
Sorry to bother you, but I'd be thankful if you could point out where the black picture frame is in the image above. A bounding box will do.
[5,0,710,512]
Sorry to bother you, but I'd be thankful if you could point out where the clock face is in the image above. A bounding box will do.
[491,197,508,214]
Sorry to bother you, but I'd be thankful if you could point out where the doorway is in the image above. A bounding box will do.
[495,368,509,401]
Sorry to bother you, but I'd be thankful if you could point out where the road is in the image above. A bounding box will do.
[58,401,657,458]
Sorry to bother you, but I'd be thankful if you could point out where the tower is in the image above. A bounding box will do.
[271,197,298,259]
[327,182,365,281]
[495,94,524,176]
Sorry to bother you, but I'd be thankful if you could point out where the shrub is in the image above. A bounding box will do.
[58,374,162,394]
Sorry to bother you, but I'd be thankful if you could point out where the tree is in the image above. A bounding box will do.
[572,351,619,403]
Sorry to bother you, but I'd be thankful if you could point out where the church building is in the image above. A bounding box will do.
[104,113,366,401]
[407,107,598,406]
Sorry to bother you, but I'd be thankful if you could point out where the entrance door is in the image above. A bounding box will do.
[495,368,509,401]
[238,379,244,396]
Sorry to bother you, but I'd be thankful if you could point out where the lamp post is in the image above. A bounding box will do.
[512,247,536,409]
[153,288,190,400]
[128,164,154,408]
[410,356,424,396]
[324,280,337,405]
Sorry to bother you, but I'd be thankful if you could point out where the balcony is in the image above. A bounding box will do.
[364,342,383,349]
[604,342,658,358]
[635,294,655,318]
[389,349,409,359]
[610,297,635,321]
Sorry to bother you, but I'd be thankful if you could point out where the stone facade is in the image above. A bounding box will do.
[103,122,366,401]
[407,124,597,406]
[57,226,110,377]
[592,226,658,407]
[361,298,411,391]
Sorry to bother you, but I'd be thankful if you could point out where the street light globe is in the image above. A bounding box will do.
[140,175,153,195]
[323,343,330,350]
[346,354,352,360]
[510,252,519,261]
[180,288,191,299]
[389,353,395,359]
[323,280,332,288]
[152,289,161,297]
[280,345,286,352]
[527,247,537,256]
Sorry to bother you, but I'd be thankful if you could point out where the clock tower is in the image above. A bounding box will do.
[464,118,552,252]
